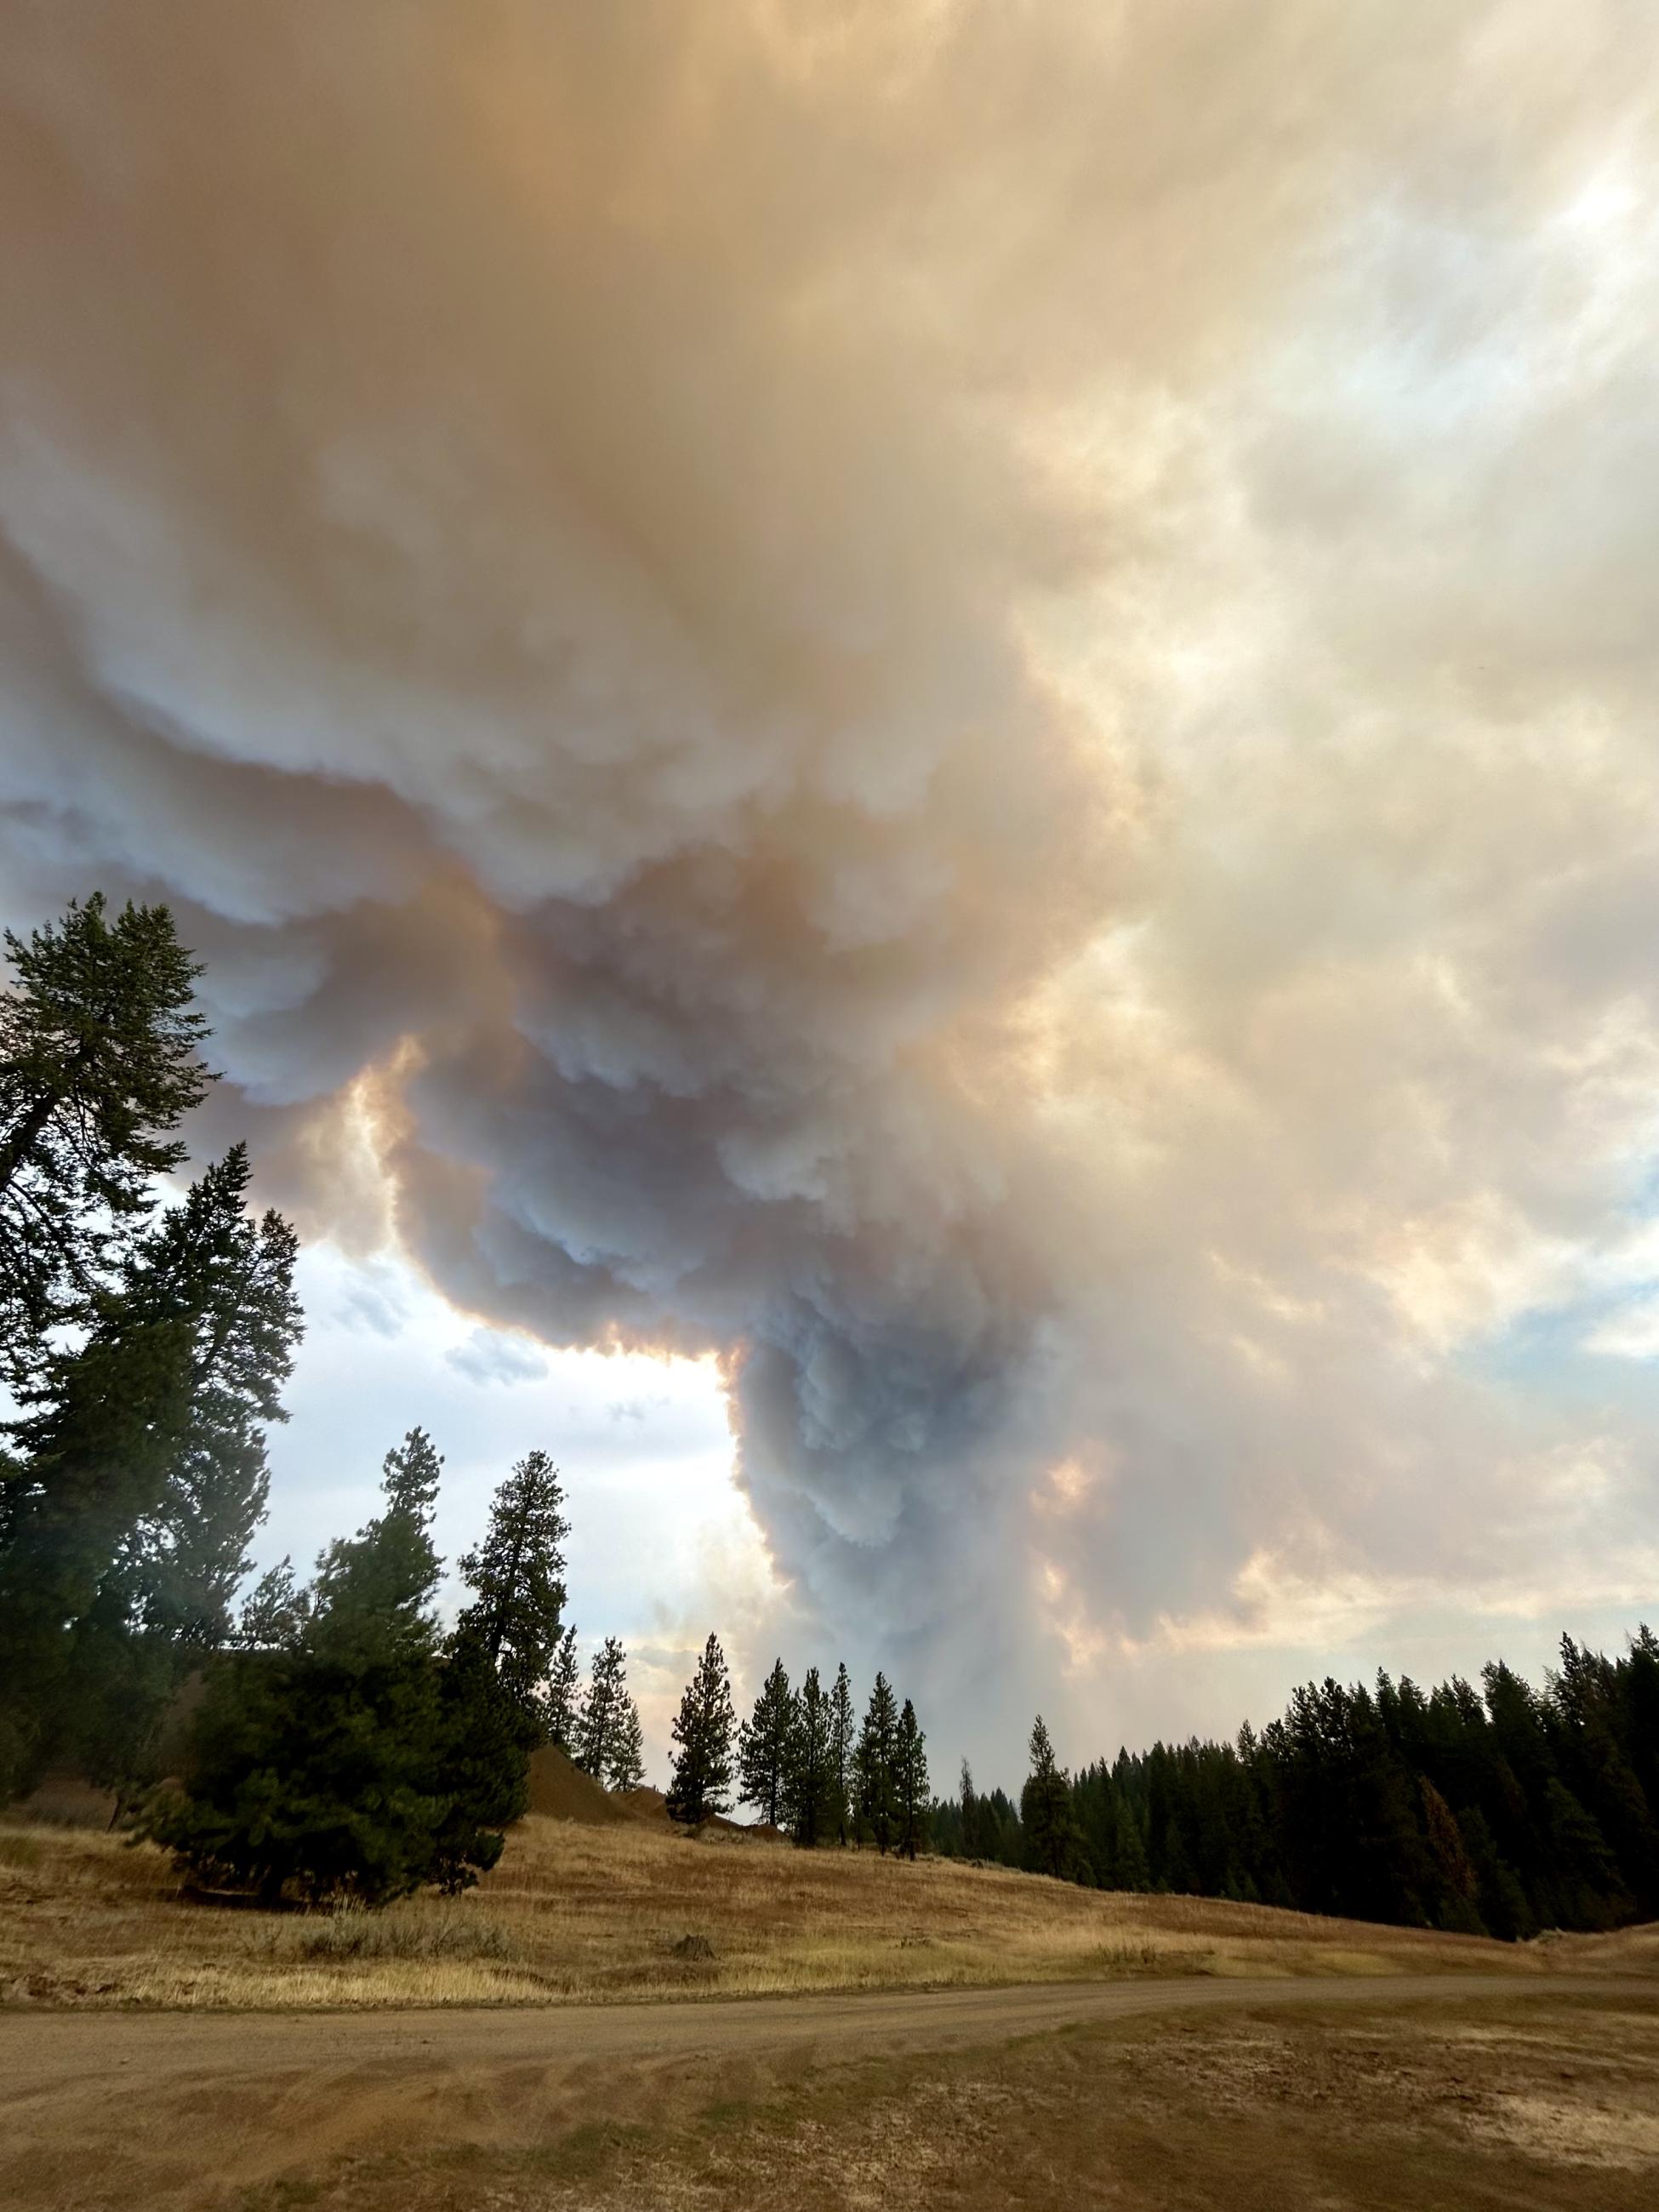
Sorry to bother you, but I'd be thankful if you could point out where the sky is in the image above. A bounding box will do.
[2,2,1657,1784]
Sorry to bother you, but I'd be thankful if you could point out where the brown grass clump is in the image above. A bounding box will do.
[1,1806,1645,2013]
[265,1902,522,1964]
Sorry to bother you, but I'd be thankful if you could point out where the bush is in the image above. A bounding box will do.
[143,1642,528,1907]
[269,1901,520,1963]
[140,1441,532,1908]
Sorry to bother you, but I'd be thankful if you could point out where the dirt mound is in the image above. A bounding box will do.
[696,1815,789,1843]
[524,1746,630,1825]
[613,1785,670,1826]
[598,1785,783,1841]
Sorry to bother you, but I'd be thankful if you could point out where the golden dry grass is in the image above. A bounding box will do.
[2,1811,1650,2011]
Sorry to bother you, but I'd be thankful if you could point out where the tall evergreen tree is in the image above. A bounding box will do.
[577,1636,630,1779]
[666,1633,736,1826]
[236,1558,311,1650]
[1543,1777,1628,1929]
[1022,1714,1080,1879]
[543,1624,581,1748]
[830,1662,856,1846]
[783,1665,838,1848]
[959,1758,979,1859]
[3,1146,303,1799]
[432,1628,534,1893]
[0,893,213,1386]
[1457,1804,1533,1940]
[377,1427,443,1529]
[303,1432,442,1663]
[453,1450,568,1730]
[1112,1793,1151,1891]
[854,1672,899,1853]
[0,898,295,1805]
[894,1698,932,1861]
[0,1155,289,1638]
[738,1656,794,1827]
[108,1146,303,1652]
[1552,1633,1659,1914]
[1419,1775,1484,1933]
[0,1315,192,1799]
[608,1694,647,1792]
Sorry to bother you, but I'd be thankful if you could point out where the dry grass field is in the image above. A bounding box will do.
[3,1747,1650,2011]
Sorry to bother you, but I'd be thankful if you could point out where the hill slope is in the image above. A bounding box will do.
[7,1807,1650,2011]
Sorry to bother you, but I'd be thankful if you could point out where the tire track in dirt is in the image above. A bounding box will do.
[0,1970,1645,2095]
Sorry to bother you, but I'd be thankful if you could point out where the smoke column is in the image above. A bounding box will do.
[4,3,1658,1745]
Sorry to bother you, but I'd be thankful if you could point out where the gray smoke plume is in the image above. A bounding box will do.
[4,2,1658,1750]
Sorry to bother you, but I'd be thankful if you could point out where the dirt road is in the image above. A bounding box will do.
[0,1967,1640,2095]
[2,1974,1651,2209]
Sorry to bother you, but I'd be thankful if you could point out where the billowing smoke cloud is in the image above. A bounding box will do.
[3,3,1658,1757]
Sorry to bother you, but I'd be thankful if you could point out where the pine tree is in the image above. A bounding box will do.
[894,1698,932,1860]
[379,1427,443,1527]
[0,1315,193,1799]
[236,1559,311,1649]
[783,1666,838,1847]
[577,1636,630,1779]
[1551,1633,1659,1914]
[960,1759,979,1860]
[830,1662,856,1846]
[854,1672,899,1852]
[1022,1714,1080,1879]
[0,1149,303,1799]
[608,1694,647,1791]
[1544,1778,1628,1929]
[543,1624,581,1748]
[1420,1775,1485,1934]
[453,1451,568,1730]
[666,1633,736,1826]
[1112,1797,1151,1891]
[144,1428,522,1903]
[738,1656,794,1827]
[108,1146,303,1651]
[431,1630,533,1893]
[0,893,213,1387]
[1457,1804,1533,1940]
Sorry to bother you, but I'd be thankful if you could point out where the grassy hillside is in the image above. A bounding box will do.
[8,1753,1650,2010]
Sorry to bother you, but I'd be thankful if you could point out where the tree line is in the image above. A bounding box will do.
[667,1641,931,1856]
[938,1639,1659,1939]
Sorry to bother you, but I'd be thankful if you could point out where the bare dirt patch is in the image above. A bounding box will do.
[524,1745,636,1825]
